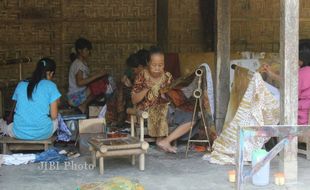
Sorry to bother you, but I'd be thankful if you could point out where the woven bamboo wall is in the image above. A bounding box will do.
[167,0,203,52]
[0,0,157,96]
[165,0,212,52]
[231,0,310,52]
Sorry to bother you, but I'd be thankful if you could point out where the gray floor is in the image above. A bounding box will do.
[1,145,310,190]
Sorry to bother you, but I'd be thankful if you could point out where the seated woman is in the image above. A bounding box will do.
[131,46,194,153]
[261,48,310,125]
[117,51,149,124]
[121,49,149,89]
[4,58,61,140]
[67,37,107,113]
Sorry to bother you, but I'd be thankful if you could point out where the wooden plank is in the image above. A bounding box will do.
[215,0,231,133]
[8,144,45,151]
[241,125,310,137]
[96,149,145,157]
[0,136,54,144]
[279,0,299,182]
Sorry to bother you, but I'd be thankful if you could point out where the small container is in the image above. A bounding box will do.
[251,149,270,186]
[274,172,285,185]
[228,170,236,183]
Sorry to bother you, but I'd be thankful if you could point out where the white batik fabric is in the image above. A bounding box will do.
[208,72,280,165]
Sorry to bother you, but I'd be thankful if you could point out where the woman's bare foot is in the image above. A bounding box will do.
[156,139,168,152]
[157,139,177,153]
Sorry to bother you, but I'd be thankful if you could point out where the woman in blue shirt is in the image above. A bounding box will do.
[5,58,61,140]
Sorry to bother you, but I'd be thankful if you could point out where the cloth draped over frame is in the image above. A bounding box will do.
[208,66,280,165]
[165,63,217,141]
[132,63,216,139]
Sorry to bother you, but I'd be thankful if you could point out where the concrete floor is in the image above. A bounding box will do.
[1,145,310,190]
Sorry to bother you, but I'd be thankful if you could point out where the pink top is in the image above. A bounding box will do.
[298,66,310,124]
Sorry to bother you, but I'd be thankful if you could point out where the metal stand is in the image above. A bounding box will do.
[185,68,212,158]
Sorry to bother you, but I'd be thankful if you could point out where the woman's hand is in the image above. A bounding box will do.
[76,69,106,87]
[259,64,281,81]
[145,80,155,90]
[260,64,271,74]
[131,87,150,104]
[121,75,132,87]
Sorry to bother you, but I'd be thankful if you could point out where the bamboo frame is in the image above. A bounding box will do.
[88,108,149,175]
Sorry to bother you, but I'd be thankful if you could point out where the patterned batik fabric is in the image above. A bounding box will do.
[132,69,172,137]
[147,103,169,137]
[208,69,280,165]
[132,69,172,111]
[179,64,217,140]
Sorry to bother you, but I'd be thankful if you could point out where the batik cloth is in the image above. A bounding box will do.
[208,67,280,165]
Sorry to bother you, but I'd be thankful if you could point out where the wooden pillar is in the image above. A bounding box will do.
[157,0,168,51]
[215,0,231,133]
[0,89,3,117]
[279,0,299,182]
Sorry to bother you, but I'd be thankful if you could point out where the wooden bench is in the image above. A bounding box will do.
[0,136,55,154]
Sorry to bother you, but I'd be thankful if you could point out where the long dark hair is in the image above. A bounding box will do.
[299,48,310,67]
[27,58,56,100]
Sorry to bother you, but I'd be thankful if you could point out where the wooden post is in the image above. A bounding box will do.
[2,143,7,154]
[91,148,97,167]
[130,115,136,165]
[0,89,3,118]
[236,127,245,190]
[140,117,144,142]
[215,0,231,133]
[279,0,299,182]
[99,157,104,175]
[139,153,145,171]
[44,143,48,151]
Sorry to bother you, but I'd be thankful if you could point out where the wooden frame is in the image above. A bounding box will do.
[297,111,310,159]
[0,136,55,154]
[236,125,310,190]
[88,108,149,175]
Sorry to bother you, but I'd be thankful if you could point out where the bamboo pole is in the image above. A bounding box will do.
[96,149,145,157]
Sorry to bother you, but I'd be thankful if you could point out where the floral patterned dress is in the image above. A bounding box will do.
[132,69,172,137]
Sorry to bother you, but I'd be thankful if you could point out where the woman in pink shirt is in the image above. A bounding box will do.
[262,48,310,124]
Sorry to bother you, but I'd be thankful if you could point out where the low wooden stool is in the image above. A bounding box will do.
[88,109,149,175]
[0,136,55,154]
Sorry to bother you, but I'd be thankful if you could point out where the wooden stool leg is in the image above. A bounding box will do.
[131,155,136,165]
[3,143,7,154]
[99,157,104,175]
[92,151,97,167]
[44,143,48,151]
[139,153,145,171]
